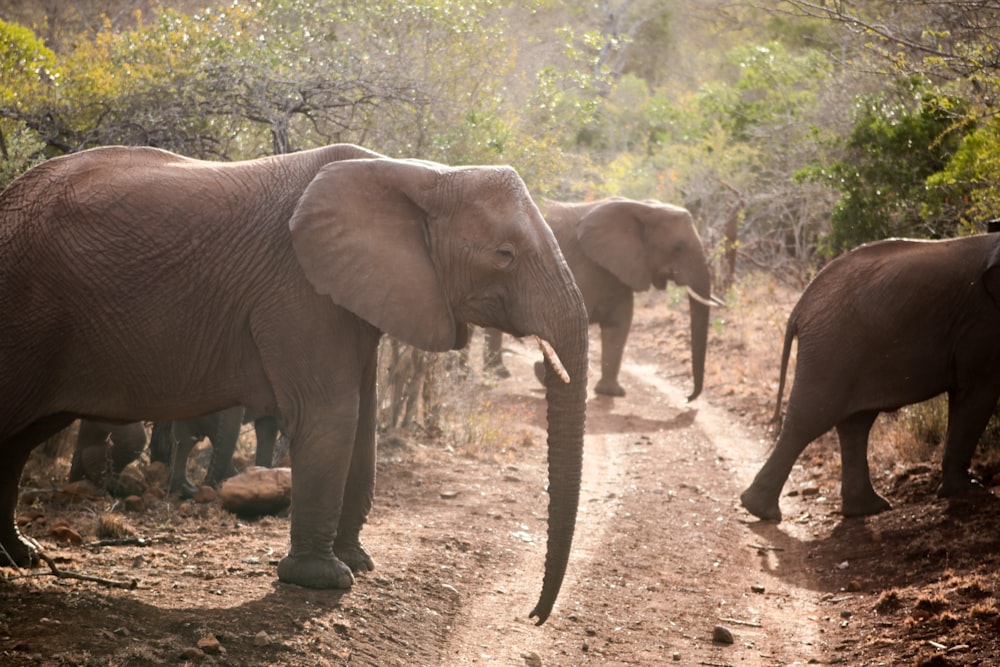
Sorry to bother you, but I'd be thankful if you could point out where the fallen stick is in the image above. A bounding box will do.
[35,552,138,589]
[718,617,763,628]
[84,537,152,548]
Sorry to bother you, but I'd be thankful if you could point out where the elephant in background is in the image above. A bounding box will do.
[741,234,1000,522]
[0,143,587,624]
[488,197,722,398]
[149,408,283,497]
[69,409,281,498]
[68,421,148,490]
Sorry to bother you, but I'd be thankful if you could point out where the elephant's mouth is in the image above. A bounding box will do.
[653,271,673,290]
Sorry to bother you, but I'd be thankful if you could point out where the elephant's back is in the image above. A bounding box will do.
[792,234,994,338]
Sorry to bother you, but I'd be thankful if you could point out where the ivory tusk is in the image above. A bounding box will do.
[686,285,726,308]
[535,336,571,384]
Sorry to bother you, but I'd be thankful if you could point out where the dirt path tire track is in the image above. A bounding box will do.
[443,343,830,665]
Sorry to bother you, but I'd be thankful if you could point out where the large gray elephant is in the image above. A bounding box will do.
[741,234,1000,522]
[0,144,588,624]
[490,197,721,398]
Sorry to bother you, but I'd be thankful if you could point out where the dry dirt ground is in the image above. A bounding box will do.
[4,277,1000,666]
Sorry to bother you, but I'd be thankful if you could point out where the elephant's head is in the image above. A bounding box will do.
[287,157,588,624]
[576,198,721,400]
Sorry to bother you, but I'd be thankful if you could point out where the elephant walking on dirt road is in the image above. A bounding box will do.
[487,197,723,399]
[741,234,1000,522]
[0,144,588,624]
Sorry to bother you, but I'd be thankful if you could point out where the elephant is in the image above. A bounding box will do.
[69,409,280,498]
[148,408,283,497]
[488,197,722,398]
[68,421,148,490]
[0,143,588,624]
[740,234,1000,522]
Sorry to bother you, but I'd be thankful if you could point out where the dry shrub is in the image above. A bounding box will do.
[955,576,992,600]
[969,599,1000,620]
[874,589,904,614]
[376,330,534,462]
[96,512,134,540]
[913,592,949,615]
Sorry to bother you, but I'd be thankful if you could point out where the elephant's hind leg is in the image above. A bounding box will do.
[0,445,38,566]
[836,410,890,516]
[1,416,75,566]
[741,404,834,521]
[594,299,633,397]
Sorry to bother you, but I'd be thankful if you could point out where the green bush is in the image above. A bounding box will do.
[800,78,968,257]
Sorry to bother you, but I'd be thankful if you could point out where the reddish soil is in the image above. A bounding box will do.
[3,279,1000,666]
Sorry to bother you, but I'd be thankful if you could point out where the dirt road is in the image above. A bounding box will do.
[4,288,1000,666]
[441,342,832,666]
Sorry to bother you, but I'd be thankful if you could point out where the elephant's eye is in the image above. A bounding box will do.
[496,243,516,267]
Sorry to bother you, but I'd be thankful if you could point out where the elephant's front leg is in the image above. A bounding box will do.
[333,354,378,574]
[595,298,633,397]
[277,396,360,590]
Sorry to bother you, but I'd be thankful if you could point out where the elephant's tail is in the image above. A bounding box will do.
[771,312,797,430]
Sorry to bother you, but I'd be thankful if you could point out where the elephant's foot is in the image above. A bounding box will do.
[739,485,782,522]
[594,378,626,397]
[0,529,40,568]
[334,538,375,573]
[172,481,201,499]
[485,361,511,379]
[205,467,238,489]
[277,552,355,589]
[841,491,892,517]
[938,473,986,498]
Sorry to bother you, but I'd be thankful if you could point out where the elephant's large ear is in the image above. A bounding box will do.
[985,235,1000,311]
[288,158,458,352]
[576,201,652,291]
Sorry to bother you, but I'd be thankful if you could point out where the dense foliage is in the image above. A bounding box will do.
[5,0,1000,436]
[5,0,1000,268]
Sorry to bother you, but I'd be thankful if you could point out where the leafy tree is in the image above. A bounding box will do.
[779,0,1000,250]
[925,118,1000,232]
[800,79,968,256]
[0,19,55,180]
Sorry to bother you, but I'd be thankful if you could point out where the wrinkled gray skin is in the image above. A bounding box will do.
[489,197,717,399]
[0,144,588,624]
[68,421,147,490]
[741,234,1000,522]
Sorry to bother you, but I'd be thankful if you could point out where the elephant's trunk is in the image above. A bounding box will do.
[529,291,589,626]
[685,269,712,402]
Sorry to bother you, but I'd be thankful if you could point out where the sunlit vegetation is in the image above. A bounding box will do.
[4,0,1000,448]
